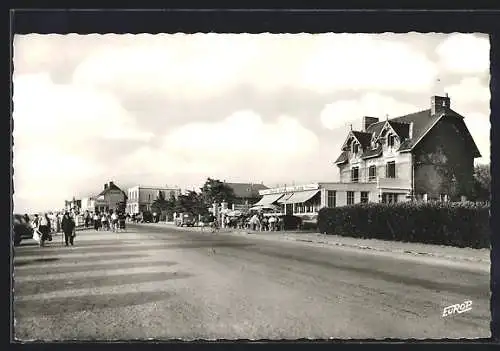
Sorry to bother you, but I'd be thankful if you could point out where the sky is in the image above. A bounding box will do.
[12,33,490,213]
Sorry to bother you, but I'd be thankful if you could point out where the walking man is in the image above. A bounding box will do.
[61,212,76,246]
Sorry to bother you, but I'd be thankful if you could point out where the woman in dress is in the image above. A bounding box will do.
[38,213,52,247]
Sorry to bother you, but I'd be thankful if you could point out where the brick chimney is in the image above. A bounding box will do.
[109,181,114,187]
[431,94,450,115]
[104,183,108,190]
[362,116,379,131]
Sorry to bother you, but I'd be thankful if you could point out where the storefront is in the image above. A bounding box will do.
[257,182,385,222]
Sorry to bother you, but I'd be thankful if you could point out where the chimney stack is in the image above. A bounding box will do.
[362,116,379,132]
[431,95,451,115]
[104,184,108,190]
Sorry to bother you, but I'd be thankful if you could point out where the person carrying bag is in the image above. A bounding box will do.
[38,213,52,247]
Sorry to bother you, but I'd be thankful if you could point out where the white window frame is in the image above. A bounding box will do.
[347,191,355,205]
[327,191,336,208]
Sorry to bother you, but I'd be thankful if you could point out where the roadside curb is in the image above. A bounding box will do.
[132,222,490,265]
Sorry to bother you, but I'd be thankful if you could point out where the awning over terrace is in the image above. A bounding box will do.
[279,190,320,204]
[277,193,295,204]
[253,193,285,207]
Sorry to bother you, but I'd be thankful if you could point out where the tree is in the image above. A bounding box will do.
[200,178,236,206]
[472,163,490,201]
[151,191,167,212]
[174,190,208,216]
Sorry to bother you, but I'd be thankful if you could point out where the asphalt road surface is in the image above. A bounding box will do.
[13,224,490,341]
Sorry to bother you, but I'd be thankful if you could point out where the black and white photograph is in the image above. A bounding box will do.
[11,32,491,340]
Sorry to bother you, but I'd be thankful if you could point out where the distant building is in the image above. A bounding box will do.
[94,181,128,213]
[223,182,269,208]
[64,198,81,213]
[126,185,181,214]
[80,197,96,213]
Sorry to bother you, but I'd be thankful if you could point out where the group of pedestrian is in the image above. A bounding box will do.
[216,213,284,231]
[31,212,76,247]
[27,207,130,248]
[92,210,127,232]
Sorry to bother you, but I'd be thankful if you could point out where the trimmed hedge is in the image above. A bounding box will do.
[317,201,490,249]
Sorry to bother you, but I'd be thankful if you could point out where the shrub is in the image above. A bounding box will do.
[301,221,318,231]
[317,201,490,249]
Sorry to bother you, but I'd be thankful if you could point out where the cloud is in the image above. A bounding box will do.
[13,73,153,143]
[463,112,490,164]
[72,34,262,100]
[300,34,438,93]
[69,33,438,101]
[12,73,153,212]
[320,93,419,131]
[436,34,489,74]
[13,144,105,213]
[116,110,320,187]
[445,77,490,105]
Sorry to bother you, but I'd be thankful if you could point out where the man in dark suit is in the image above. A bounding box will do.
[61,212,76,246]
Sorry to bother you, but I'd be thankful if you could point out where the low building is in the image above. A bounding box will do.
[126,185,181,214]
[257,182,377,222]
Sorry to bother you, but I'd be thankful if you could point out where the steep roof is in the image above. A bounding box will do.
[334,151,348,164]
[337,107,481,162]
[388,121,410,140]
[97,182,128,199]
[351,131,372,148]
[225,182,269,199]
[365,109,433,145]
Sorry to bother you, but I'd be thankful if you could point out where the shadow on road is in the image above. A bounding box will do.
[15,260,178,275]
[15,271,193,298]
[243,246,489,300]
[14,258,60,267]
[15,289,178,318]
[14,254,147,266]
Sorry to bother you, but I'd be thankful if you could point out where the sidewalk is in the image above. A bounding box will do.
[136,222,490,266]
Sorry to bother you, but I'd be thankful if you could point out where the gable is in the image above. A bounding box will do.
[341,131,359,151]
[413,115,481,158]
[341,131,372,151]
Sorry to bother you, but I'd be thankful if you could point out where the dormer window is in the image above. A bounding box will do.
[352,143,359,154]
[387,134,397,148]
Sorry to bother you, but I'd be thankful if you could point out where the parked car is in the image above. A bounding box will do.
[13,214,34,246]
[175,213,197,227]
[141,211,153,223]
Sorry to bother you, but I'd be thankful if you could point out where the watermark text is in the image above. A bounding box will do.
[442,300,472,317]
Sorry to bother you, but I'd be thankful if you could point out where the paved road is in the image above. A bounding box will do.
[13,224,490,340]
